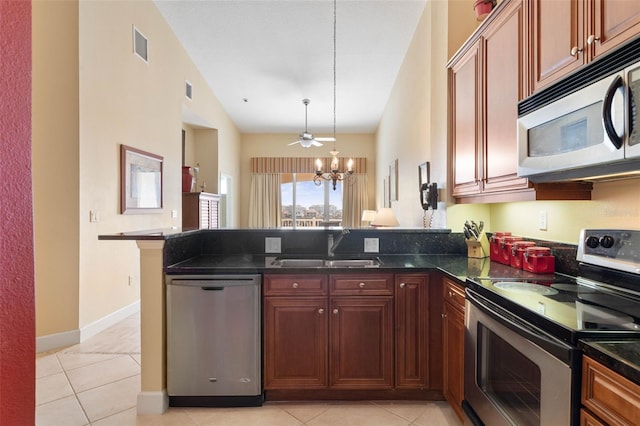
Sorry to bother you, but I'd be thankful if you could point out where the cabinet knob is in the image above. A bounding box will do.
[292,282,299,288]
[400,283,406,288]
[333,308,339,315]
[318,308,324,314]
[570,46,583,56]
[587,34,600,45]
[442,313,447,319]
[359,282,366,288]
[448,291,454,298]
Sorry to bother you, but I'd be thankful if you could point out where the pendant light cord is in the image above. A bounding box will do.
[332,0,337,147]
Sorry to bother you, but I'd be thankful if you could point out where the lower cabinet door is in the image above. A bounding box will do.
[263,297,328,389]
[330,297,394,389]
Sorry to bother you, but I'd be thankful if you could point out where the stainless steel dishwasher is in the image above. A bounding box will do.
[166,274,262,407]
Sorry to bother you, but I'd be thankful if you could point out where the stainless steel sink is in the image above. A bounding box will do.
[271,257,381,268]
[272,258,325,267]
[324,258,381,268]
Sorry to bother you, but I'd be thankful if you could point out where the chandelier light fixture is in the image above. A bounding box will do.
[314,0,354,191]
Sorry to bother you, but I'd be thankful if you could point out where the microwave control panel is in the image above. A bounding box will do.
[628,66,640,147]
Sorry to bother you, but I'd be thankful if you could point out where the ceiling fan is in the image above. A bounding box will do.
[288,99,336,148]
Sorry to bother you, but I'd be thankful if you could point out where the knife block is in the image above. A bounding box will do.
[466,232,490,258]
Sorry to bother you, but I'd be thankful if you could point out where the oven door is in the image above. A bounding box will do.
[464,288,579,426]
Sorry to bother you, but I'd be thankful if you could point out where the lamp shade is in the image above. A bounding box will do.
[361,210,376,222]
[371,208,399,227]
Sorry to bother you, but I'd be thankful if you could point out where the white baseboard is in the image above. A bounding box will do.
[137,390,169,415]
[80,300,140,341]
[36,329,81,353]
[36,300,140,353]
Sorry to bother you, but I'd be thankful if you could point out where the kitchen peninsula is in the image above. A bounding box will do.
[99,227,580,415]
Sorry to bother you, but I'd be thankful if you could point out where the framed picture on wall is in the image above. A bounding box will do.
[389,159,398,201]
[383,176,390,208]
[120,144,164,214]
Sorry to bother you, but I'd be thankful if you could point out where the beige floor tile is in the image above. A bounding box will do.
[185,405,303,426]
[66,355,140,393]
[306,403,411,426]
[56,352,119,371]
[371,400,432,423]
[76,375,140,422]
[36,372,75,406]
[131,353,141,365]
[411,402,462,426]
[36,353,63,379]
[92,407,197,426]
[36,395,89,426]
[271,401,330,423]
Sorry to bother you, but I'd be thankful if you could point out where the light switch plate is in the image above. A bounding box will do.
[265,237,281,254]
[364,238,379,253]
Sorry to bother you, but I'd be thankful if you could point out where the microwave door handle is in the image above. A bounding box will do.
[602,74,624,149]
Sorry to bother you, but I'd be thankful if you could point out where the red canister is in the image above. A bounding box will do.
[490,232,511,262]
[510,241,537,269]
[523,247,555,274]
[500,236,523,265]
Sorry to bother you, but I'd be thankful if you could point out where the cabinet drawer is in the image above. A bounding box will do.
[444,279,465,311]
[264,274,327,296]
[582,356,640,426]
[330,274,394,296]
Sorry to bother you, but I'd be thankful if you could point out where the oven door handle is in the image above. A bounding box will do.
[466,288,577,365]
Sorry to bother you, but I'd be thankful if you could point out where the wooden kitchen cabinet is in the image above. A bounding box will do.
[263,297,328,389]
[182,192,220,230]
[395,274,430,389]
[263,274,328,389]
[442,278,465,422]
[449,0,593,203]
[450,0,529,200]
[264,272,440,399]
[329,274,394,389]
[581,355,640,425]
[264,273,394,392]
[330,296,393,389]
[530,0,640,93]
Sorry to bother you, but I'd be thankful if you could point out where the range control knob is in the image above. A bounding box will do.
[585,236,600,248]
[600,235,615,249]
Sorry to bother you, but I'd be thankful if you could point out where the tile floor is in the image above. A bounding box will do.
[36,313,461,426]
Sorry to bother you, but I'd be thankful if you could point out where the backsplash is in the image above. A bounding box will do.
[163,228,580,275]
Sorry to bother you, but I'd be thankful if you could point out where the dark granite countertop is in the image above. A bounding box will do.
[165,253,474,279]
[579,339,640,386]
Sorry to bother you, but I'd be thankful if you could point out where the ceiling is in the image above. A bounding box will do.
[154,0,427,134]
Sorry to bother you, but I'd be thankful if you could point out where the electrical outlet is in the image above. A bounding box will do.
[171,209,178,218]
[538,210,548,231]
[265,237,281,254]
[128,275,134,286]
[89,210,99,223]
[364,238,379,253]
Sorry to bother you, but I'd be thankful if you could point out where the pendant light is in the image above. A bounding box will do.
[313,0,354,191]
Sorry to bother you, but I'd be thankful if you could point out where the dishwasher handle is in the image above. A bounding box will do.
[201,286,225,291]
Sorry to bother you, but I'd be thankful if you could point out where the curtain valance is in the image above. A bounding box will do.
[251,157,367,174]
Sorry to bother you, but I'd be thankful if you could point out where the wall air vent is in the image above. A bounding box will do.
[185,81,193,100]
[133,26,148,62]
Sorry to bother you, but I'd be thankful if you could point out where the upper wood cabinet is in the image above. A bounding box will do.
[448,0,593,203]
[450,0,531,201]
[530,0,640,92]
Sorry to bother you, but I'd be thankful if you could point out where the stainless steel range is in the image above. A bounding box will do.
[463,229,640,426]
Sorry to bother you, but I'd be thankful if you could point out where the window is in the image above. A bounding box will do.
[281,173,342,227]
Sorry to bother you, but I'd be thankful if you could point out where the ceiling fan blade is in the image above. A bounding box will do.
[314,137,336,142]
[311,140,324,147]
[288,140,301,146]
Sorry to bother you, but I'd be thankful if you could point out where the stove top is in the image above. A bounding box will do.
[469,229,640,344]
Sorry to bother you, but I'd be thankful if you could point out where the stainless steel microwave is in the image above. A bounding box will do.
[517,61,640,182]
